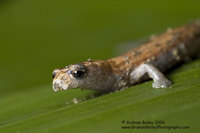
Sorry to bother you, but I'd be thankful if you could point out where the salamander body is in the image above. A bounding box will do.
[52,20,200,92]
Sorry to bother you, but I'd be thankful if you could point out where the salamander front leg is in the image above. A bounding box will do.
[130,64,172,88]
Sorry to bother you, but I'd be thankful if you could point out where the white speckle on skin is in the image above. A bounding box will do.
[124,56,130,65]
[146,58,151,62]
[172,49,180,61]
[126,68,130,71]
[62,83,69,90]
[172,49,178,56]
[69,74,73,78]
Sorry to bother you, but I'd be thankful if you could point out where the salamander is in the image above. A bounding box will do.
[52,20,200,92]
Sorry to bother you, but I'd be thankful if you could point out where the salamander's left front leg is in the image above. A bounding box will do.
[130,64,172,88]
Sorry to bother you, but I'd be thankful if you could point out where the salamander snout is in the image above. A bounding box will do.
[52,65,87,92]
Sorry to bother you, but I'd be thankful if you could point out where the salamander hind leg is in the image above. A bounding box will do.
[130,64,172,88]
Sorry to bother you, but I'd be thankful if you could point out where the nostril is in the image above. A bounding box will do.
[52,72,56,79]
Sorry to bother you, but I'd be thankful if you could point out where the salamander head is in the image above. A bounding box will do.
[52,60,115,92]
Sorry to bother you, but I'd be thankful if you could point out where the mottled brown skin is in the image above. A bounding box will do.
[53,20,200,92]
[106,20,200,89]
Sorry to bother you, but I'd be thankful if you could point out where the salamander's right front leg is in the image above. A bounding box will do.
[130,64,172,88]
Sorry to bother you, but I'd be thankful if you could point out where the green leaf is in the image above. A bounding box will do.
[0,59,200,133]
[1,0,200,133]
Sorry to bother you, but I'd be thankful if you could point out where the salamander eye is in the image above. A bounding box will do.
[73,70,85,79]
